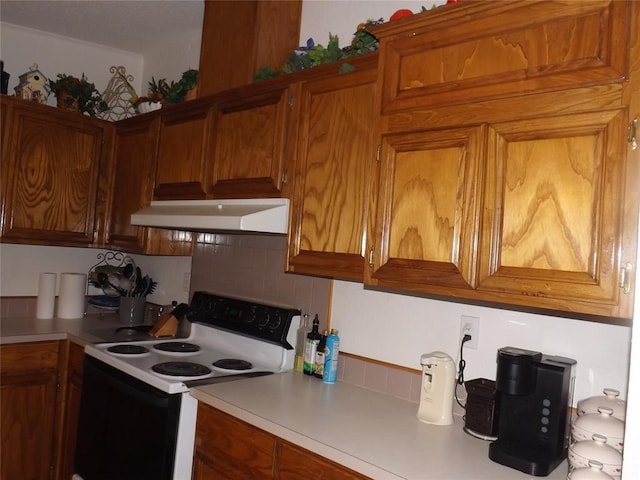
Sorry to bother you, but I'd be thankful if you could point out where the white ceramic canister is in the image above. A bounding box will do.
[568,434,622,479]
[571,407,624,453]
[577,389,626,421]
[568,460,615,480]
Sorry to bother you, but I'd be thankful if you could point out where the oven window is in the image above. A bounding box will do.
[75,356,181,480]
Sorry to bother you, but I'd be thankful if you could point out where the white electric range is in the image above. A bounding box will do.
[74,291,300,480]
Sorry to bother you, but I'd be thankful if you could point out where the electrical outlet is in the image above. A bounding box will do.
[182,272,190,293]
[459,315,480,349]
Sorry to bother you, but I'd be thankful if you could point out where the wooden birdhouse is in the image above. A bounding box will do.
[14,63,50,103]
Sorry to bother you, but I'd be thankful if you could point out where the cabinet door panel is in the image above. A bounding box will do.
[154,101,212,199]
[370,126,485,289]
[108,115,158,251]
[194,404,276,479]
[209,86,291,197]
[374,0,629,113]
[56,341,85,480]
[0,341,60,480]
[2,107,105,245]
[478,109,627,305]
[288,68,377,279]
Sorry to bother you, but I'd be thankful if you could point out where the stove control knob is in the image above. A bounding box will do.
[258,312,270,328]
[268,312,282,330]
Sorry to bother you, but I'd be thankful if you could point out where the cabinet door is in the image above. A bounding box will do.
[478,109,629,313]
[107,114,159,251]
[208,84,295,197]
[0,341,60,480]
[154,100,213,199]
[368,126,486,290]
[287,67,377,280]
[1,103,108,246]
[194,404,276,479]
[210,85,295,198]
[56,341,84,480]
[279,441,370,480]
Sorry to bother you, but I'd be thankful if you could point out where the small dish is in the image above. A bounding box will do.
[88,295,120,310]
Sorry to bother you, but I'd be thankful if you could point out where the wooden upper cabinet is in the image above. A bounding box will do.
[366,0,639,318]
[0,97,113,247]
[208,83,297,198]
[198,0,302,96]
[153,99,214,200]
[107,114,159,252]
[368,125,485,290]
[287,60,378,280]
[370,0,630,114]
[477,109,629,314]
[108,114,194,255]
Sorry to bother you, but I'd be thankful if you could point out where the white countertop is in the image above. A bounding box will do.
[0,316,569,480]
[191,372,569,480]
[0,312,123,345]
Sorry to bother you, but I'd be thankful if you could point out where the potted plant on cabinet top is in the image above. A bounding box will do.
[49,73,108,116]
[130,68,198,114]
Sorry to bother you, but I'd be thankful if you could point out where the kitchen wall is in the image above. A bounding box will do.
[0,18,201,108]
[331,280,631,406]
[0,23,146,107]
[0,244,191,306]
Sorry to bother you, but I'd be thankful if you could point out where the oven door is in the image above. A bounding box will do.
[74,356,181,480]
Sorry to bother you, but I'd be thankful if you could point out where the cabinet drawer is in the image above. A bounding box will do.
[0,341,60,374]
[372,0,629,113]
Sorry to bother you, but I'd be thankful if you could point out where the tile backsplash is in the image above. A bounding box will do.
[190,233,332,328]
[189,233,430,404]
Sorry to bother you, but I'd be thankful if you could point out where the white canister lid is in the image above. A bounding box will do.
[569,460,615,480]
[569,434,622,467]
[573,408,625,447]
[578,389,626,420]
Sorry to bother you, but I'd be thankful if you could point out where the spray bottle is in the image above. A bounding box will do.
[322,329,340,384]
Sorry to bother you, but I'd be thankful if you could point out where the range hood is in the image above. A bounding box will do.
[130,199,290,234]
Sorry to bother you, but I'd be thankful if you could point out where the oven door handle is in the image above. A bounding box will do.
[184,371,273,388]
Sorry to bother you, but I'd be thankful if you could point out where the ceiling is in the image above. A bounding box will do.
[0,0,204,54]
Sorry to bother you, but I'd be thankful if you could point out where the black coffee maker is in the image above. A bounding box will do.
[488,347,576,476]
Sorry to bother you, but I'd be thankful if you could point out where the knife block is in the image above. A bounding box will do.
[150,312,178,337]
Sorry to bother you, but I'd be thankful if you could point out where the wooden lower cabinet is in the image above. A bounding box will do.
[193,403,370,480]
[193,403,276,479]
[0,340,85,480]
[0,341,61,480]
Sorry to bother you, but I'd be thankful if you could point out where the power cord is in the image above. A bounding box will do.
[455,334,472,409]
